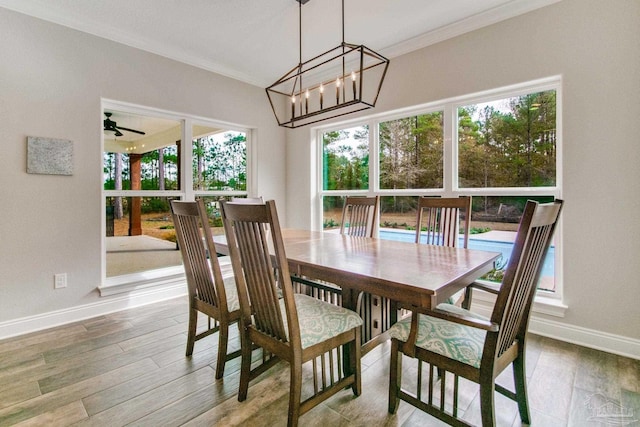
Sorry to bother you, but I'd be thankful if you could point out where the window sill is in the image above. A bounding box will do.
[470,288,567,318]
[99,265,186,297]
[99,257,233,297]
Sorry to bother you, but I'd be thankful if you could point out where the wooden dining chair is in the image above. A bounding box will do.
[340,195,380,237]
[415,196,471,248]
[340,195,392,343]
[388,199,563,426]
[219,200,363,427]
[415,196,472,305]
[170,199,241,379]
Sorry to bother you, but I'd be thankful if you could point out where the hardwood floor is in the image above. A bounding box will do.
[1,297,638,426]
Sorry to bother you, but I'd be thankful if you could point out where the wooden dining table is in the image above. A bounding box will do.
[214,228,500,352]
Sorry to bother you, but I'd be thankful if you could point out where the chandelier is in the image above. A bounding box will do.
[266,0,390,128]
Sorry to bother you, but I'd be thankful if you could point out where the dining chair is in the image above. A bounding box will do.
[388,199,563,426]
[291,195,378,302]
[415,196,472,305]
[219,200,363,427]
[415,196,471,248]
[170,199,241,379]
[340,195,380,237]
[340,195,392,342]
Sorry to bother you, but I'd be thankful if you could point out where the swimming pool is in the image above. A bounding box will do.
[378,229,555,278]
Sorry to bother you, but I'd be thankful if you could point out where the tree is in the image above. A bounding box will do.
[379,112,443,192]
[457,90,557,198]
[192,132,247,191]
[322,128,368,191]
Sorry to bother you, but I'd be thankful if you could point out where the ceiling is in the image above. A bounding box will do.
[0,0,559,87]
[102,109,225,154]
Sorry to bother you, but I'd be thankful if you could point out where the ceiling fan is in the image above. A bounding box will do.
[103,112,146,137]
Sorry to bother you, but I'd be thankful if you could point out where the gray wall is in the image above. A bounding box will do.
[286,0,640,342]
[0,8,286,322]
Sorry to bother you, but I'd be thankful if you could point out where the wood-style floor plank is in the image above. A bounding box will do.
[0,381,41,411]
[0,296,637,427]
[0,344,123,389]
[12,400,88,427]
[81,343,219,416]
[73,368,217,426]
[0,358,157,426]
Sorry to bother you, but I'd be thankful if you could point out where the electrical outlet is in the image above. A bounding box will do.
[54,273,67,289]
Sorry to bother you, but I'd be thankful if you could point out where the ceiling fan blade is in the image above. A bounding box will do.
[115,126,146,135]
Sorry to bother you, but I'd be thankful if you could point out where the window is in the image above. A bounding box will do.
[193,131,247,192]
[319,77,561,297]
[379,111,444,190]
[322,124,369,191]
[458,91,556,189]
[102,103,252,284]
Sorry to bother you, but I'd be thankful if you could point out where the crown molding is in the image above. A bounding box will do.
[380,0,562,60]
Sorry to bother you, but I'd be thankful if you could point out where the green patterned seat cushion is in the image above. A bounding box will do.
[280,294,363,349]
[388,304,487,368]
[222,276,240,312]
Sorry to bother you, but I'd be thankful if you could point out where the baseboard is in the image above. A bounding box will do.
[471,300,640,360]
[0,282,187,340]
[528,316,640,361]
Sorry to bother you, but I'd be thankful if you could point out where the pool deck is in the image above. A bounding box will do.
[377,227,517,243]
[473,230,516,243]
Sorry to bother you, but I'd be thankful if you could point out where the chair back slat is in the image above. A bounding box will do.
[340,196,379,238]
[415,196,471,248]
[171,200,226,309]
[220,201,298,345]
[490,200,563,358]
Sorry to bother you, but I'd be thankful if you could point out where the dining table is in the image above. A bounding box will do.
[214,228,500,353]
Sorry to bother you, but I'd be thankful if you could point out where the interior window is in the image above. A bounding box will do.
[103,107,250,281]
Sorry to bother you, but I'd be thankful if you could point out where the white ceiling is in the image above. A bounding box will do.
[0,0,559,87]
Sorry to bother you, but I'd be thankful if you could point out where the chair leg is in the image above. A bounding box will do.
[215,320,229,379]
[351,329,362,396]
[288,360,303,427]
[388,339,402,414]
[462,287,473,310]
[185,307,198,357]
[513,355,531,424]
[237,330,252,402]
[479,381,496,427]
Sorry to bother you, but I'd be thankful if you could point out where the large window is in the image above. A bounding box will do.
[102,104,251,281]
[319,77,561,297]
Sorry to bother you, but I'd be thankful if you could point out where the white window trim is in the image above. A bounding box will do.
[313,76,565,315]
[100,99,255,295]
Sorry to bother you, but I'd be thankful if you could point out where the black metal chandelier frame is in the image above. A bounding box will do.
[266,0,390,128]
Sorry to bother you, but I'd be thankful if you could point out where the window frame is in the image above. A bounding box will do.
[315,76,563,305]
[101,99,255,290]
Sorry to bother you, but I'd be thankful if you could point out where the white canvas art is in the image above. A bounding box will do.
[27,136,73,175]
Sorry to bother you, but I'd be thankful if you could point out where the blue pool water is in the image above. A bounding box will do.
[378,229,555,278]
